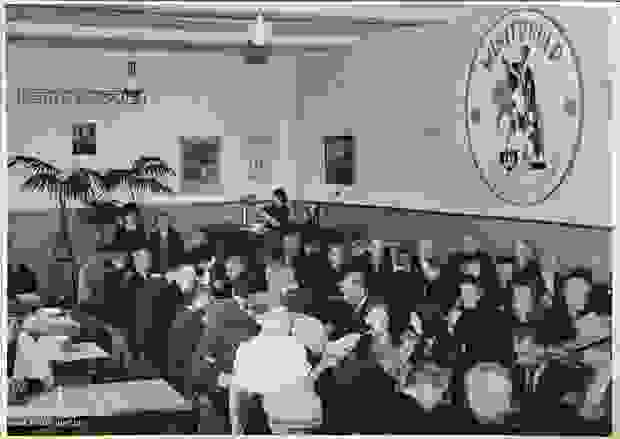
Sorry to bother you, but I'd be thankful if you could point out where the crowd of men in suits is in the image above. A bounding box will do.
[7,198,613,435]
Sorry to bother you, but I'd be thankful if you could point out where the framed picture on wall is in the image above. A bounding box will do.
[179,136,221,193]
[72,122,96,155]
[323,135,355,186]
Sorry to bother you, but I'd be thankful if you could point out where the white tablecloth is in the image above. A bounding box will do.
[8,379,191,418]
[13,333,109,381]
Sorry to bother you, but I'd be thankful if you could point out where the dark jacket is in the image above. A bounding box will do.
[8,263,38,299]
[148,228,185,274]
[390,395,467,434]
[451,307,513,367]
[326,297,370,340]
[113,225,146,252]
[325,333,400,434]
[167,305,207,394]
[263,204,290,230]
[196,299,260,376]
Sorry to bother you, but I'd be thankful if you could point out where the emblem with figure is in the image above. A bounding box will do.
[466,9,583,205]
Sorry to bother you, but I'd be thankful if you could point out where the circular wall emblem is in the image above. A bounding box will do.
[465,9,584,206]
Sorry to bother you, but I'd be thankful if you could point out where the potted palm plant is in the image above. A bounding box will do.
[101,156,176,201]
[9,155,107,303]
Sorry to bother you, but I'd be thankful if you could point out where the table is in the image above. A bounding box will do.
[8,378,192,418]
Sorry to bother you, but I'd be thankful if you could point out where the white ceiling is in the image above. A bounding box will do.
[7,4,457,49]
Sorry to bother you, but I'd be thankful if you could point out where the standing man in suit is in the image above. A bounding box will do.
[167,270,212,395]
[191,277,261,426]
[149,212,185,274]
[128,246,178,366]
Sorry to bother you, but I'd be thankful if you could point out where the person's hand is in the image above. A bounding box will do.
[217,372,232,388]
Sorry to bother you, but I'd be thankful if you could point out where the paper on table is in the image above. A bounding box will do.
[13,333,55,381]
[324,333,363,358]
[8,379,191,418]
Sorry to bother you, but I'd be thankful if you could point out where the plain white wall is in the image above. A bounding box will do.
[295,6,613,228]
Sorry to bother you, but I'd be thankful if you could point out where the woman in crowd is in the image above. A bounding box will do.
[259,187,291,231]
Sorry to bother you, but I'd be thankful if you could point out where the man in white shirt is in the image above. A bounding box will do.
[230,309,323,434]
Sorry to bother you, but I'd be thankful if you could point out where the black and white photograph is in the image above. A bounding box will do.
[4,2,617,436]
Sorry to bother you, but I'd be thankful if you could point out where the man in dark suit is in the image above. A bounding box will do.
[391,247,425,312]
[8,263,38,300]
[223,255,260,301]
[70,251,135,369]
[167,284,212,396]
[450,276,513,366]
[128,246,182,367]
[148,212,185,274]
[190,279,261,424]
[325,268,371,340]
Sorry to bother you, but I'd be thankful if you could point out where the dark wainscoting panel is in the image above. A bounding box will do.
[8,202,255,297]
[305,201,612,283]
[9,200,613,296]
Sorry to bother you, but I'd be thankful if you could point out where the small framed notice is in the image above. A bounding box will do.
[72,122,96,155]
[180,136,221,193]
[323,135,355,186]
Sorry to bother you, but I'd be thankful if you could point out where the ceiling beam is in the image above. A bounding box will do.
[8,21,362,48]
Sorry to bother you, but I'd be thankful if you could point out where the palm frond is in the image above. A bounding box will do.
[102,168,139,191]
[21,174,63,198]
[131,156,176,177]
[86,199,124,209]
[9,155,62,176]
[126,177,174,194]
[62,171,102,204]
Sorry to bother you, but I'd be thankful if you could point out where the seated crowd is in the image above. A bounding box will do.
[6,191,613,435]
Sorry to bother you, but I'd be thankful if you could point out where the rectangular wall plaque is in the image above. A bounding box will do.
[72,122,96,155]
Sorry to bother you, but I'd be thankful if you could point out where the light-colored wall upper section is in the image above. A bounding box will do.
[295,6,614,228]
[8,6,614,228]
[8,44,298,210]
